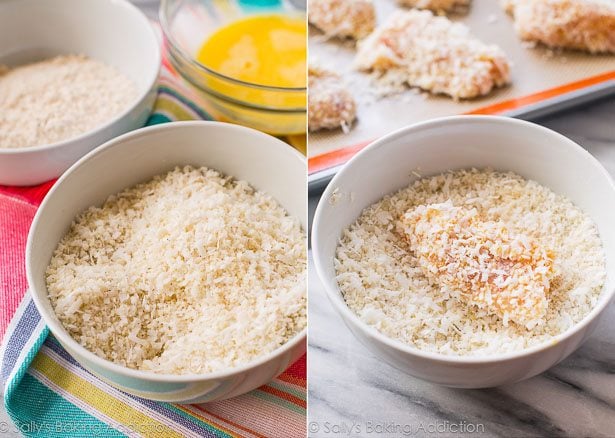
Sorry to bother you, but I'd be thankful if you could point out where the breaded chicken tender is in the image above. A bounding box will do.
[501,0,517,14]
[398,201,555,330]
[308,0,376,40]
[506,0,615,53]
[397,0,470,13]
[355,10,511,99]
[308,65,357,132]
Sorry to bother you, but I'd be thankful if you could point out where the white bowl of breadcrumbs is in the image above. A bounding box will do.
[27,121,306,403]
[0,0,160,185]
[312,115,615,388]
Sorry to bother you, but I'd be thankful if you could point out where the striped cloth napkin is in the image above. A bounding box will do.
[0,63,306,437]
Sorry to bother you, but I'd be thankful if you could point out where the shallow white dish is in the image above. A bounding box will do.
[27,121,307,403]
[0,0,160,186]
[312,115,615,388]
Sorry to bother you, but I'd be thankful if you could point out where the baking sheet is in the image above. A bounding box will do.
[308,0,615,168]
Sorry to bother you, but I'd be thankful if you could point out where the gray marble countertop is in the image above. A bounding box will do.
[307,96,615,438]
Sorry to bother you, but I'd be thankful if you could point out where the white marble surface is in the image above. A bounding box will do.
[308,97,615,438]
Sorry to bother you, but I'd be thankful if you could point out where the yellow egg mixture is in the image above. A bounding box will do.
[197,15,306,88]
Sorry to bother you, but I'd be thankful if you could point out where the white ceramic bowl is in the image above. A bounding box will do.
[0,0,160,186]
[27,121,306,403]
[312,115,615,388]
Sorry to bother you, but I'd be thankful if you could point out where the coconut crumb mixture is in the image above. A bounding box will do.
[308,64,357,132]
[0,55,137,149]
[308,0,376,40]
[335,169,605,356]
[46,166,306,374]
[354,10,511,100]
[505,0,615,54]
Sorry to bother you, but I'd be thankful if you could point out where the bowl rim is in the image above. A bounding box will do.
[158,0,307,94]
[0,0,161,155]
[27,120,307,382]
[312,114,615,365]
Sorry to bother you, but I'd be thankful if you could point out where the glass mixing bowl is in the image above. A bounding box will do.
[160,0,307,135]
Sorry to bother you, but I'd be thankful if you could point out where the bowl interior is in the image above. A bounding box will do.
[0,0,159,96]
[313,116,615,356]
[27,121,306,377]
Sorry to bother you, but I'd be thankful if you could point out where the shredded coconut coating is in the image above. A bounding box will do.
[308,0,376,40]
[506,0,615,53]
[335,169,605,356]
[308,65,357,132]
[46,166,306,374]
[397,0,471,13]
[354,10,511,100]
[398,201,555,330]
[0,55,136,149]
[502,0,517,14]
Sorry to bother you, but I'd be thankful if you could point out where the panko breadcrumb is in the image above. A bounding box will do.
[506,0,615,53]
[46,166,306,374]
[308,0,376,40]
[397,0,470,13]
[335,169,605,356]
[354,10,511,100]
[308,65,357,132]
[0,55,136,149]
[398,201,555,330]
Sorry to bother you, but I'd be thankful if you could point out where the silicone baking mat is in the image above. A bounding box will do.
[308,0,615,182]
